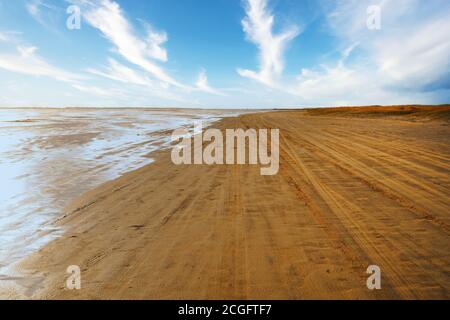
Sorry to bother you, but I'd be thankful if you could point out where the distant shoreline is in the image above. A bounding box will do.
[0,104,448,111]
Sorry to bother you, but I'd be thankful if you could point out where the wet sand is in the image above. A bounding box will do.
[0,108,242,295]
[8,106,450,299]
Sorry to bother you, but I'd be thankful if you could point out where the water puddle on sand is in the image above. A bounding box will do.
[0,108,242,297]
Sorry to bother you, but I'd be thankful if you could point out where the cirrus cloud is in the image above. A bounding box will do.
[195,69,224,96]
[0,44,83,83]
[79,0,184,88]
[237,0,300,87]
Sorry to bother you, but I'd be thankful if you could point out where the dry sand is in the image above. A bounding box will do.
[14,106,450,299]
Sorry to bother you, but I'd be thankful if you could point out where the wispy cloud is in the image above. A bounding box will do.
[87,58,154,87]
[71,83,121,97]
[324,0,450,91]
[0,44,83,82]
[237,0,299,86]
[373,14,450,90]
[79,0,184,88]
[195,69,224,96]
[293,61,386,105]
[0,31,23,43]
[26,0,63,33]
[78,0,227,97]
[0,31,142,99]
[0,32,9,42]
[87,57,192,101]
[291,0,450,105]
[141,21,169,62]
[2,0,448,107]
[26,0,45,24]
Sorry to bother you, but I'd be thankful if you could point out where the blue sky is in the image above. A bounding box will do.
[0,0,449,108]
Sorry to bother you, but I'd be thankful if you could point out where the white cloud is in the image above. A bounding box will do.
[26,0,61,32]
[142,23,169,62]
[0,32,9,42]
[81,0,184,88]
[0,45,83,82]
[147,30,168,62]
[0,31,22,43]
[295,63,363,101]
[195,69,224,95]
[87,58,154,87]
[233,0,450,106]
[291,0,450,105]
[237,0,299,86]
[0,32,130,100]
[0,32,125,100]
[374,17,450,89]
[291,62,412,106]
[3,0,448,108]
[322,0,450,91]
[87,58,190,101]
[72,84,120,97]
[26,0,44,24]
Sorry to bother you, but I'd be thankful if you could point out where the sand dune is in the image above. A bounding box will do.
[302,104,450,121]
[15,106,450,299]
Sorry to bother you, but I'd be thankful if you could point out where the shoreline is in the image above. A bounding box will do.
[0,108,248,299]
[4,107,450,299]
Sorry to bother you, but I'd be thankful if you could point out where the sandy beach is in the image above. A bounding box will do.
[5,105,450,299]
[0,108,242,294]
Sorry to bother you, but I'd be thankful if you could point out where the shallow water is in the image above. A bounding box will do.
[0,108,240,289]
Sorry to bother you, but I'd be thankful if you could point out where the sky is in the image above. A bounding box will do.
[0,0,449,108]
